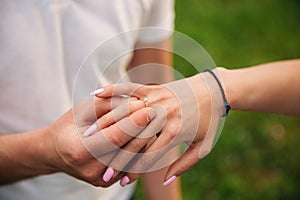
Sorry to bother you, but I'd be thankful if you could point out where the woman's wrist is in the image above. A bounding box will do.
[186,74,212,116]
[190,69,231,118]
[216,67,239,111]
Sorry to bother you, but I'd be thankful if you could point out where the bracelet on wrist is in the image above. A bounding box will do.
[204,69,231,117]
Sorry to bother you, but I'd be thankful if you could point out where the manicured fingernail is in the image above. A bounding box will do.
[83,124,98,137]
[148,109,156,121]
[90,88,104,96]
[103,167,114,182]
[119,176,130,187]
[163,176,177,186]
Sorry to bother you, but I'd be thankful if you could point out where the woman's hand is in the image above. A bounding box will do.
[93,71,226,186]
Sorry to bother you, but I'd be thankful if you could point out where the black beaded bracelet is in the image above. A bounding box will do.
[204,69,231,117]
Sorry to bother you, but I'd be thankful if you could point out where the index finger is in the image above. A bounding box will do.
[82,107,155,158]
[91,82,145,99]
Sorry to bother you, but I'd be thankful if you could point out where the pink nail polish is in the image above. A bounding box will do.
[90,88,104,96]
[102,167,114,182]
[83,124,98,137]
[163,176,177,186]
[119,176,130,187]
[148,109,156,121]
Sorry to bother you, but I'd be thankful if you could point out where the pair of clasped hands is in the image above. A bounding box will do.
[48,71,223,188]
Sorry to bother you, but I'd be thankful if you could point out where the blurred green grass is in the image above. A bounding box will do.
[134,0,300,199]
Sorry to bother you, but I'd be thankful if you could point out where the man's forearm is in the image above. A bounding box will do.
[127,37,174,84]
[0,127,54,185]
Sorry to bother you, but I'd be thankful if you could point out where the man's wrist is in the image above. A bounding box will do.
[24,126,58,175]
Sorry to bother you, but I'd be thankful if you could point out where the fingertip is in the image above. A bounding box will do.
[102,167,115,182]
[148,108,156,122]
[125,173,139,185]
[90,88,104,96]
[129,107,153,127]
[163,175,177,187]
[166,145,201,181]
[163,164,179,186]
[119,176,130,187]
[83,124,98,137]
[92,85,111,97]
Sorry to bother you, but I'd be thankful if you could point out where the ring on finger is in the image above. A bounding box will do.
[142,98,149,107]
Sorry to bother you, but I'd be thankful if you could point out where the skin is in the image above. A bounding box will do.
[94,59,300,185]
[123,37,182,200]
[0,97,153,186]
[220,59,300,115]
[0,37,181,200]
[82,37,182,198]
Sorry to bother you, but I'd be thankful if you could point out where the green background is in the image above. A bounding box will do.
[135,0,300,199]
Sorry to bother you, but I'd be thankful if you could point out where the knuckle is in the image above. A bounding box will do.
[108,134,124,147]
[110,156,123,168]
[69,149,87,165]
[81,168,99,182]
[178,161,196,174]
[149,85,162,93]
[168,129,180,140]
[199,148,212,159]
[130,138,143,150]
[96,116,108,129]
[134,117,148,127]
[59,145,87,167]
[140,154,155,169]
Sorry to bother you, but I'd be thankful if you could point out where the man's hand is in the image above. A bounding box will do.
[0,97,154,187]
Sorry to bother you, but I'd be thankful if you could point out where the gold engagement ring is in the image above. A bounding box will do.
[143,98,149,107]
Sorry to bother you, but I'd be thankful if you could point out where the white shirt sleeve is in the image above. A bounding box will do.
[137,0,175,43]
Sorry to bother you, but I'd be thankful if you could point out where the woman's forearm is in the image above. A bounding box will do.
[92,59,300,185]
[218,59,300,115]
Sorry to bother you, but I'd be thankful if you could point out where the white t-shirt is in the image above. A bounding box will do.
[0,1,174,200]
